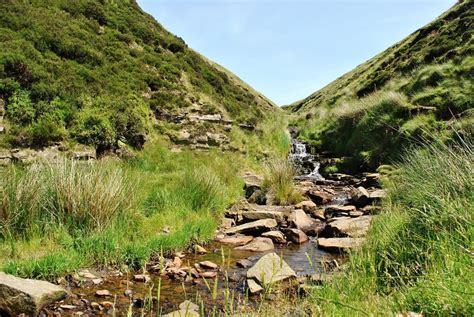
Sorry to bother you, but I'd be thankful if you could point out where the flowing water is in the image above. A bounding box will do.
[289,139,324,181]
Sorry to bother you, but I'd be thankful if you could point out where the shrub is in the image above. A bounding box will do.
[30,113,66,146]
[263,159,302,205]
[73,107,116,152]
[6,90,35,125]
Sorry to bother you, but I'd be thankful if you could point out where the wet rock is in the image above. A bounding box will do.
[320,216,372,238]
[285,228,309,244]
[179,300,199,312]
[288,209,314,232]
[200,271,218,279]
[310,208,326,221]
[317,237,365,253]
[95,290,111,297]
[242,173,264,199]
[235,237,275,252]
[308,190,333,205]
[262,230,286,244]
[352,186,371,207]
[247,253,296,286]
[133,274,150,283]
[324,205,356,217]
[247,279,263,294]
[236,259,253,268]
[225,219,277,235]
[0,272,67,316]
[305,221,325,237]
[164,310,200,317]
[193,244,207,254]
[198,261,218,270]
[216,234,254,246]
[295,201,317,214]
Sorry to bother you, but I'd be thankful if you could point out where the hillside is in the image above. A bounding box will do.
[288,0,473,171]
[0,0,277,155]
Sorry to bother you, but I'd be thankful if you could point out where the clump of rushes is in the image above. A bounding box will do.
[263,159,302,205]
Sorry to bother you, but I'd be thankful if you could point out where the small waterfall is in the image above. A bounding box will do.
[289,139,324,180]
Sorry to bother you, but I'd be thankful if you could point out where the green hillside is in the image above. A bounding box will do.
[0,0,276,153]
[288,0,473,171]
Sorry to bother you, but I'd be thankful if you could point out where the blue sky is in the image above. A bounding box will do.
[137,0,456,106]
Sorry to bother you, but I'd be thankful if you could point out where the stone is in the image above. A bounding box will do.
[352,186,371,207]
[60,304,76,310]
[95,290,111,297]
[77,270,97,280]
[247,279,263,294]
[235,237,274,252]
[295,201,317,213]
[0,272,67,316]
[133,274,150,283]
[193,244,207,254]
[200,271,218,279]
[241,210,284,223]
[317,238,365,253]
[101,301,114,309]
[225,219,277,235]
[198,261,218,270]
[92,278,103,285]
[174,130,192,144]
[163,310,200,317]
[220,218,235,229]
[179,300,199,312]
[308,190,333,205]
[216,235,254,246]
[395,312,423,317]
[0,125,5,134]
[206,133,229,147]
[72,148,96,161]
[285,229,309,244]
[262,231,286,244]
[288,209,314,232]
[236,259,253,268]
[369,189,387,200]
[361,205,382,215]
[320,216,372,238]
[349,211,364,217]
[246,253,296,286]
[305,221,325,237]
[310,209,326,221]
[242,173,264,199]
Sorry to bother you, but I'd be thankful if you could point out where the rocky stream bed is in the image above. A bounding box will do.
[0,140,386,316]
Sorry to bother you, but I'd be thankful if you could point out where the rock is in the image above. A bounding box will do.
[77,270,97,280]
[308,190,333,205]
[317,237,365,253]
[246,253,296,286]
[305,221,325,237]
[220,218,235,229]
[72,148,96,161]
[60,304,76,310]
[198,261,218,270]
[310,208,326,221]
[320,216,372,238]
[0,150,12,166]
[288,209,314,232]
[206,132,229,146]
[0,272,67,316]
[285,228,309,244]
[235,237,274,252]
[242,173,264,199]
[241,210,284,223]
[133,274,150,283]
[95,290,111,297]
[247,279,263,294]
[295,201,317,214]
[101,301,114,309]
[92,278,103,285]
[361,205,382,215]
[163,310,200,317]
[261,231,286,244]
[349,211,364,217]
[395,312,423,317]
[225,219,277,235]
[324,205,356,215]
[369,189,387,200]
[0,125,5,134]
[236,259,253,268]
[352,186,371,207]
[200,271,218,279]
[179,300,199,312]
[216,235,254,246]
[174,130,192,144]
[193,245,207,254]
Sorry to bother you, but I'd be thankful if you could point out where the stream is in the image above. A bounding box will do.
[44,138,364,316]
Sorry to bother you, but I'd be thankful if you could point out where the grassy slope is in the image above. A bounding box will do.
[0,0,276,151]
[287,0,473,171]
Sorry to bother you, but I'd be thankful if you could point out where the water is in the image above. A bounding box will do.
[289,139,324,181]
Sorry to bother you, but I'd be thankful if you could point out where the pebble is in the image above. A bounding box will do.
[95,290,111,297]
[134,274,151,283]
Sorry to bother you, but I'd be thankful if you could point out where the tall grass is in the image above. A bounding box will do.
[263,159,302,205]
[298,138,474,315]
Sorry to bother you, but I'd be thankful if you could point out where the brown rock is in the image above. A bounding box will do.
[225,219,277,235]
[235,237,274,252]
[285,229,309,244]
[200,271,218,279]
[95,290,111,297]
[193,244,207,254]
[321,216,372,238]
[216,235,254,246]
[261,231,287,244]
[198,261,218,270]
[295,201,317,213]
[236,259,253,268]
[133,274,150,283]
[317,237,365,253]
[308,190,333,204]
[288,209,314,232]
[352,186,371,207]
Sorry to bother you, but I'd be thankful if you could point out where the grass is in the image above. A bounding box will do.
[259,137,474,315]
[262,159,302,205]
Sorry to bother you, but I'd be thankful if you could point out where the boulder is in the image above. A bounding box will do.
[246,253,296,285]
[261,231,286,244]
[288,209,314,232]
[235,237,274,252]
[206,133,229,146]
[285,229,309,244]
[174,130,193,144]
[197,261,218,270]
[236,259,253,268]
[220,218,235,230]
[320,216,372,238]
[241,210,284,223]
[369,189,387,200]
[179,300,199,312]
[324,205,356,218]
[247,279,263,294]
[317,238,365,253]
[305,221,325,237]
[352,187,371,207]
[225,219,277,235]
[295,201,317,214]
[216,235,254,246]
[0,272,67,316]
[308,190,333,205]
[163,310,200,317]
[242,173,264,199]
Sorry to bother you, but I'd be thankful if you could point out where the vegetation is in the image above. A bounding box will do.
[0,0,275,152]
[263,159,302,205]
[289,0,473,171]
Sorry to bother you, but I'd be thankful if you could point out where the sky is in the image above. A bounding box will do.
[137,0,456,106]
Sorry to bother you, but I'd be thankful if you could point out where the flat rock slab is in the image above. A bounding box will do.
[235,237,274,252]
[216,235,254,246]
[285,228,309,244]
[0,272,67,316]
[246,253,296,286]
[288,209,314,232]
[241,210,284,222]
[262,230,286,244]
[317,237,365,253]
[163,310,200,317]
[225,219,277,235]
[322,216,372,238]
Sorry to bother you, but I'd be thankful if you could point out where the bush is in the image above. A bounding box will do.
[6,90,35,125]
[73,107,116,152]
[263,159,302,205]
[30,113,66,146]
